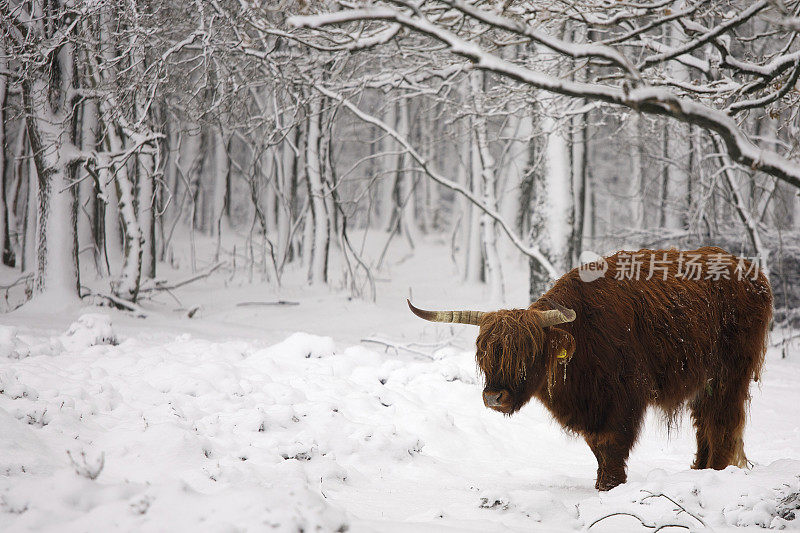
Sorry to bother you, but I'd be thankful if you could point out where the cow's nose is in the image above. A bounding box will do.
[483,390,503,407]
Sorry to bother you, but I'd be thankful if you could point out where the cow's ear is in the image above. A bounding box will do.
[547,327,576,361]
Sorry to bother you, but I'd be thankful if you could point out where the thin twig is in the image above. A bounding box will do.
[361,337,436,359]
[641,491,709,528]
[138,262,224,293]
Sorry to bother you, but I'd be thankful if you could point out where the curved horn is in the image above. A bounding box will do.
[538,308,576,328]
[407,299,485,326]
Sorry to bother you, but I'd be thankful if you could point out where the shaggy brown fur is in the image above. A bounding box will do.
[475,247,772,490]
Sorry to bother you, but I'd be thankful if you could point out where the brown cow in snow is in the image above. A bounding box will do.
[408,247,772,490]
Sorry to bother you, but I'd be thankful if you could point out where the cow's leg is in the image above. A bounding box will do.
[585,431,635,491]
[689,396,711,469]
[704,375,750,470]
[701,316,766,471]
[692,427,710,469]
[702,303,769,469]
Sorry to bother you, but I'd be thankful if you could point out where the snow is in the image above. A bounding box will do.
[1,237,799,531]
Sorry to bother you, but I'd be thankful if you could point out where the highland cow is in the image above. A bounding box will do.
[408,247,772,490]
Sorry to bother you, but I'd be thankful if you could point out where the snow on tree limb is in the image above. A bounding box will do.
[290,6,800,190]
[727,60,800,114]
[638,1,769,69]
[439,0,640,80]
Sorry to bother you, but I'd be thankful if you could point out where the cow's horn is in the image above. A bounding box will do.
[539,309,576,328]
[407,299,485,325]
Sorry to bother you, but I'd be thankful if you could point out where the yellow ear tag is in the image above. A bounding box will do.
[557,348,568,359]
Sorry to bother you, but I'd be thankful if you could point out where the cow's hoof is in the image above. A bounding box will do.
[595,474,625,491]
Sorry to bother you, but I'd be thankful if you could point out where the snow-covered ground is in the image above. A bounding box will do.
[1,235,799,532]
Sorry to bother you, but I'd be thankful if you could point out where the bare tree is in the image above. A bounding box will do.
[5,0,83,300]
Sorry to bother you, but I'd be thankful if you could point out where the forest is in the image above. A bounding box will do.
[1,1,800,530]
[1,0,799,318]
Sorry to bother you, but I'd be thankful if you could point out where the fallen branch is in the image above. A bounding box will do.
[587,490,708,532]
[406,339,463,349]
[82,287,148,318]
[641,491,708,529]
[0,272,34,290]
[139,262,225,293]
[236,300,300,307]
[587,511,689,531]
[0,273,34,312]
[361,337,437,359]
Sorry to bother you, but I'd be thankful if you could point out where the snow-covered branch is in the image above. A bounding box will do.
[639,1,769,69]
[439,0,640,80]
[290,6,800,190]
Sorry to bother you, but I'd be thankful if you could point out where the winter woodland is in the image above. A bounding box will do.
[1,0,800,531]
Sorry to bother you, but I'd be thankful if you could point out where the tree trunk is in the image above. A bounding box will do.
[570,109,587,266]
[212,127,230,262]
[470,71,504,302]
[396,97,419,248]
[499,111,533,260]
[529,109,573,300]
[23,73,80,301]
[659,121,670,228]
[663,20,690,230]
[22,151,37,273]
[137,151,156,280]
[101,162,123,276]
[99,120,143,301]
[636,115,648,229]
[0,49,11,267]
[161,117,180,261]
[212,128,229,235]
[77,100,101,275]
[275,129,294,264]
[8,124,27,265]
[306,97,329,284]
[378,102,397,232]
[629,115,645,233]
[464,115,484,283]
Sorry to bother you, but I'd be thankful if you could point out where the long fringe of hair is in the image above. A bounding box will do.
[476,310,545,386]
